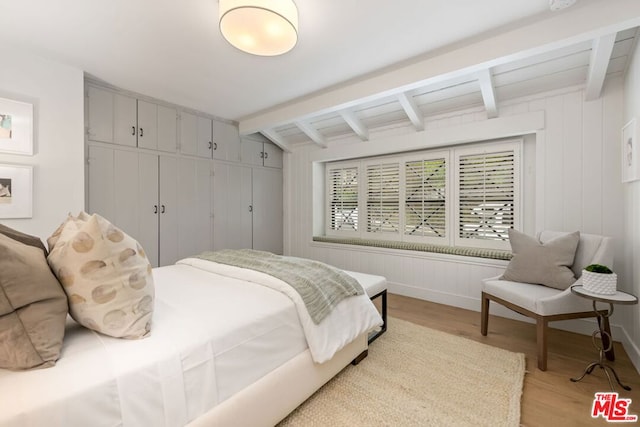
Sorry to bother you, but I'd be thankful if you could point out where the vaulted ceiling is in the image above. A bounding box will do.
[239,1,640,151]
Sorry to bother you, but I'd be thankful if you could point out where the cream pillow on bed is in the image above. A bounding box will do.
[501,229,580,290]
[47,213,154,339]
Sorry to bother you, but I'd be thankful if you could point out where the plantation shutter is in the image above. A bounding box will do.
[365,161,400,235]
[404,157,447,240]
[457,145,518,245]
[327,165,359,233]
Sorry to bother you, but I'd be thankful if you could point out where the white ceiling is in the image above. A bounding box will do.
[1,0,639,148]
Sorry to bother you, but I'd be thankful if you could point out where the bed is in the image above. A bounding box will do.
[0,255,384,427]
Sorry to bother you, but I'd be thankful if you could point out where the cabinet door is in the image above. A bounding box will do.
[113,93,137,147]
[157,105,177,153]
[137,153,160,267]
[87,86,113,143]
[213,162,252,250]
[137,100,158,150]
[87,145,115,217]
[179,111,197,156]
[240,139,264,166]
[177,158,212,259]
[252,168,283,254]
[263,143,283,169]
[159,156,178,266]
[213,120,240,162]
[196,116,213,159]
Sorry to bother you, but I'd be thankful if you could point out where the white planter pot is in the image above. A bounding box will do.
[582,270,617,295]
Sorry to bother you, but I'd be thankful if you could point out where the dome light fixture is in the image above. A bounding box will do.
[219,0,299,56]
[549,0,577,11]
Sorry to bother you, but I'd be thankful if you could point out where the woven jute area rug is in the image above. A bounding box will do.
[279,317,525,427]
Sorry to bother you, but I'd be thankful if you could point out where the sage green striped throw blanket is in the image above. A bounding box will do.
[195,249,364,324]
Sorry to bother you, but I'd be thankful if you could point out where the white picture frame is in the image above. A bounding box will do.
[0,97,33,156]
[0,163,33,218]
[622,118,639,183]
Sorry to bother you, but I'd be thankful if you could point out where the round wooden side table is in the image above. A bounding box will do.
[569,285,638,391]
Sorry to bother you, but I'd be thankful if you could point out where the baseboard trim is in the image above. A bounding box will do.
[388,281,640,374]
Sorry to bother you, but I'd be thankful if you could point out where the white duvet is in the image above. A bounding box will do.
[178,257,383,363]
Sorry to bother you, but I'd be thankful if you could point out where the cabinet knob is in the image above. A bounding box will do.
[213,142,218,151]
[264,152,269,159]
[131,126,136,136]
[153,205,158,214]
[248,205,253,212]
[208,141,212,150]
[139,127,144,137]
[161,205,166,214]
[260,151,264,159]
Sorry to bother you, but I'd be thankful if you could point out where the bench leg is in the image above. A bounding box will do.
[481,292,489,336]
[368,290,387,344]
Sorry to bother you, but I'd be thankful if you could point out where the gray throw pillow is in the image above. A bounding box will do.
[501,229,580,290]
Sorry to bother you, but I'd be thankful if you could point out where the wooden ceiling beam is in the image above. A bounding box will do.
[340,110,369,141]
[295,121,328,148]
[478,69,498,119]
[397,92,424,131]
[260,128,292,153]
[585,33,617,101]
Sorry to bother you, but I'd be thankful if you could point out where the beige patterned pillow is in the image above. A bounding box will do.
[47,212,154,339]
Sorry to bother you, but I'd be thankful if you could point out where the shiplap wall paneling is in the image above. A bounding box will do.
[285,82,626,319]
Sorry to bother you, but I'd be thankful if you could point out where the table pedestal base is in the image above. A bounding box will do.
[571,360,631,391]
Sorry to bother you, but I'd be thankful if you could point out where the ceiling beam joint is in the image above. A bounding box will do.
[295,121,328,148]
[477,69,498,119]
[340,110,369,141]
[260,128,292,153]
[397,93,424,131]
[585,33,616,101]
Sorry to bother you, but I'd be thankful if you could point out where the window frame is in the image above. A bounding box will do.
[325,160,361,238]
[323,138,523,250]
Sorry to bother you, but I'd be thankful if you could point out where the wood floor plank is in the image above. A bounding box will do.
[386,293,640,426]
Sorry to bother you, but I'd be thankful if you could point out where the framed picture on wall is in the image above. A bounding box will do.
[0,97,33,156]
[622,118,639,183]
[0,163,33,218]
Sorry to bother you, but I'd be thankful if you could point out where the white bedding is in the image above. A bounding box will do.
[0,260,382,426]
[178,257,383,363]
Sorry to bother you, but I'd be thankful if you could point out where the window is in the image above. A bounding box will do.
[326,163,359,235]
[364,161,400,236]
[325,139,522,250]
[455,143,520,249]
[404,154,448,243]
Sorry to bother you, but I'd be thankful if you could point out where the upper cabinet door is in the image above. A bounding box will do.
[263,143,283,169]
[196,116,213,159]
[213,120,241,162]
[240,139,264,166]
[87,86,114,143]
[137,100,158,150]
[113,93,137,147]
[180,111,197,156]
[157,105,177,153]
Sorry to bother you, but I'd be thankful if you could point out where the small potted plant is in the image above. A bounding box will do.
[582,264,617,295]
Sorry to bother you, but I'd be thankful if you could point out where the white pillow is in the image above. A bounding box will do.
[47,212,154,339]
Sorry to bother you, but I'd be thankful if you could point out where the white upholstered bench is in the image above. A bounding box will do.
[345,271,388,344]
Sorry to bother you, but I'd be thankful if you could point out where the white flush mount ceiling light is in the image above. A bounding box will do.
[219,0,298,56]
[549,0,577,11]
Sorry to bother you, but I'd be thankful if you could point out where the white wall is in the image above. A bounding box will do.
[284,78,636,365]
[0,49,85,241]
[622,39,640,371]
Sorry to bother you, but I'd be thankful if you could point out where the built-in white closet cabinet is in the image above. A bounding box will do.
[86,81,282,264]
[87,145,212,267]
[87,86,177,152]
[240,136,283,168]
[180,112,241,161]
[212,162,283,254]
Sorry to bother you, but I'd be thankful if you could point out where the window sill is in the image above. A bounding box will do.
[312,236,512,261]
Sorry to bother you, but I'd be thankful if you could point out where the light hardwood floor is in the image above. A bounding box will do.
[382,293,640,427]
